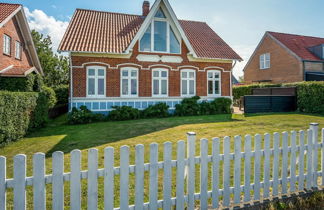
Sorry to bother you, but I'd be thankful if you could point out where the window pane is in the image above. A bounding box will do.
[154,21,167,52]
[122,79,128,95]
[161,71,167,77]
[131,70,137,77]
[214,81,220,94]
[98,78,104,95]
[208,80,213,94]
[266,53,270,60]
[181,72,187,78]
[182,80,187,95]
[170,26,180,53]
[155,8,166,18]
[88,69,95,76]
[88,78,95,95]
[122,70,128,77]
[131,79,137,95]
[215,73,219,79]
[98,69,105,76]
[153,71,159,77]
[189,72,194,78]
[140,24,151,51]
[161,80,167,95]
[153,80,159,95]
[208,72,213,78]
[189,80,195,95]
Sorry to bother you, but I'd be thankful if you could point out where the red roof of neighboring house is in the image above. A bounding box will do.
[268,31,324,61]
[59,9,242,60]
[0,3,21,24]
[0,66,35,77]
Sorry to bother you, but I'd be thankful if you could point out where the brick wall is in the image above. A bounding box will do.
[244,35,303,84]
[0,17,33,70]
[71,41,232,98]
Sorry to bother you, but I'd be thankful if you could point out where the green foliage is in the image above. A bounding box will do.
[233,81,324,113]
[31,30,69,87]
[41,86,57,109]
[108,106,141,121]
[0,91,49,145]
[67,106,104,125]
[174,96,201,116]
[0,73,43,92]
[53,85,69,105]
[141,103,169,118]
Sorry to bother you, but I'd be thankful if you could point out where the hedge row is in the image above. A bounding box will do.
[0,91,51,145]
[0,73,43,92]
[233,81,324,113]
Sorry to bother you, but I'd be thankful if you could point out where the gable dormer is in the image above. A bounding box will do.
[139,6,181,54]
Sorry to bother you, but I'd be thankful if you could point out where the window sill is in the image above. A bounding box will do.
[3,53,11,57]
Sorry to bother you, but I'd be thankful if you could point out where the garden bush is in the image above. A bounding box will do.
[108,106,141,121]
[67,106,104,125]
[174,96,201,116]
[0,91,50,145]
[141,103,169,118]
[53,85,69,105]
[41,86,56,109]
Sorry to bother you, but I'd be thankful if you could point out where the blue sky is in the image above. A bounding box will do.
[5,0,324,77]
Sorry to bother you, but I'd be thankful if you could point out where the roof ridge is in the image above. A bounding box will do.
[268,31,324,40]
[75,8,142,17]
[0,2,21,6]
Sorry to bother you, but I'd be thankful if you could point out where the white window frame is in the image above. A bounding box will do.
[152,68,168,97]
[15,41,21,59]
[207,70,221,97]
[180,69,196,97]
[139,7,181,54]
[86,66,106,98]
[260,53,270,69]
[3,34,11,55]
[120,67,139,97]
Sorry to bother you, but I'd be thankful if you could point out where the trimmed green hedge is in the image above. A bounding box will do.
[53,85,69,105]
[233,81,324,113]
[0,73,43,92]
[0,91,50,145]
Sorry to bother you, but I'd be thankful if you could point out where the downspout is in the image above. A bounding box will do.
[69,52,73,112]
[230,60,237,99]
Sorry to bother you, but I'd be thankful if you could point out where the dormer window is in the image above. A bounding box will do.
[139,7,181,54]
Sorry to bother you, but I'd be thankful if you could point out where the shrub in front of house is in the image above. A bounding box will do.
[174,96,201,116]
[141,103,170,118]
[67,106,105,125]
[0,90,52,145]
[108,106,141,121]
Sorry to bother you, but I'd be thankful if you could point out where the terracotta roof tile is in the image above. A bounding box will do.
[59,9,242,60]
[269,31,324,61]
[0,3,21,24]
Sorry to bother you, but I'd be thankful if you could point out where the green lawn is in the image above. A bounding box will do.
[0,112,324,209]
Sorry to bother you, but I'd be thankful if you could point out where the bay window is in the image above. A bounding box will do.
[87,66,106,97]
[121,67,138,97]
[152,68,168,97]
[139,8,180,54]
[181,69,195,96]
[207,70,221,96]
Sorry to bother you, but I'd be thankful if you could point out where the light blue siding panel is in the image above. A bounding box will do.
[128,102,135,108]
[167,101,173,108]
[85,102,92,109]
[122,102,127,106]
[100,102,106,110]
[107,102,114,109]
[142,102,148,109]
[135,102,141,109]
[72,103,77,108]
[92,102,99,110]
[77,102,85,109]
[148,101,154,106]
[114,102,121,107]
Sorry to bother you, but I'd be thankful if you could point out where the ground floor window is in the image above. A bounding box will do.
[87,66,106,97]
[207,70,221,96]
[121,67,138,97]
[181,69,195,96]
[152,68,168,97]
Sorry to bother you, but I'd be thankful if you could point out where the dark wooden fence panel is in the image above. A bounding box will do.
[244,96,297,113]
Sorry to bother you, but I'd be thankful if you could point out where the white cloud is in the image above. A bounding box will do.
[24,7,68,53]
[231,45,256,78]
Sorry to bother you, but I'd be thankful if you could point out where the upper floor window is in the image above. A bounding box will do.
[15,41,21,59]
[3,34,11,55]
[121,67,138,97]
[139,8,181,54]
[207,70,221,96]
[260,53,270,69]
[152,68,168,97]
[87,66,106,97]
[181,69,195,96]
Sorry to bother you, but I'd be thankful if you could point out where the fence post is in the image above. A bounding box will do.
[306,129,313,190]
[176,141,186,210]
[310,123,319,188]
[33,153,46,210]
[200,139,208,210]
[0,156,6,210]
[186,132,196,210]
[14,154,26,210]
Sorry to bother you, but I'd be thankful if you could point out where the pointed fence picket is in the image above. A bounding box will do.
[0,123,324,209]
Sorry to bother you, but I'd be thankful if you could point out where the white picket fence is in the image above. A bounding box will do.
[0,123,324,210]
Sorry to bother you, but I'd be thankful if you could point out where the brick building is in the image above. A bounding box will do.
[244,31,324,84]
[0,3,42,77]
[59,0,242,113]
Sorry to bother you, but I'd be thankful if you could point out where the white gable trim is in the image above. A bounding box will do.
[125,0,197,57]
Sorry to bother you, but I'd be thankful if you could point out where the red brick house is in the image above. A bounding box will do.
[244,31,324,84]
[59,0,242,113]
[0,3,42,77]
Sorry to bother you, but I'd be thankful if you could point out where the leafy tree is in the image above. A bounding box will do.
[31,30,69,87]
